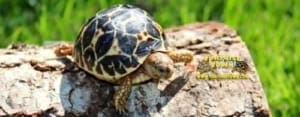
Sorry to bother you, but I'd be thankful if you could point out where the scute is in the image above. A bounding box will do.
[82,19,97,49]
[83,47,96,70]
[73,4,166,83]
[102,21,114,32]
[125,22,145,34]
[146,22,160,38]
[95,32,114,57]
[135,38,162,57]
[118,34,137,54]
[97,16,109,28]
[111,9,128,19]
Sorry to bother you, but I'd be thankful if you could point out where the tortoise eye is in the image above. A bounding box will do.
[158,67,165,73]
[155,66,166,73]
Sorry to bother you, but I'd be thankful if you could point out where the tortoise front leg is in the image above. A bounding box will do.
[167,49,194,64]
[167,49,196,73]
[113,76,132,112]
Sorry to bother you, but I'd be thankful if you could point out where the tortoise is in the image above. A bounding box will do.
[72,4,195,112]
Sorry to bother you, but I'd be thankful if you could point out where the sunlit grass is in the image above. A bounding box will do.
[0,0,299,116]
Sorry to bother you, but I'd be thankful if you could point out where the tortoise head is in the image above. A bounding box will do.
[143,52,174,79]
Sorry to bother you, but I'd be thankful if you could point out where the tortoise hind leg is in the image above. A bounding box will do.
[54,43,73,56]
[113,76,132,112]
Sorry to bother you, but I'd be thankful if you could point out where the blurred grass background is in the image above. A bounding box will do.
[0,0,299,116]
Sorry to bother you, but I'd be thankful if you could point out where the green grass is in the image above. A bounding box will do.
[0,0,299,116]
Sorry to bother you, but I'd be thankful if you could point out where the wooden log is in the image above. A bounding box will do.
[0,22,270,117]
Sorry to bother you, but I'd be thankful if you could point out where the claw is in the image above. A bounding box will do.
[114,94,126,113]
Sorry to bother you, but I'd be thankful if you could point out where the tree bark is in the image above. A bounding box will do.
[0,22,270,117]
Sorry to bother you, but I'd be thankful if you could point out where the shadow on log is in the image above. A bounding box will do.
[0,22,270,117]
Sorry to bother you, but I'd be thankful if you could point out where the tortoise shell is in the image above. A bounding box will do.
[73,4,167,83]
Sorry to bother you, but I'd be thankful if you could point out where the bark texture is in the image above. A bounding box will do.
[0,22,270,117]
